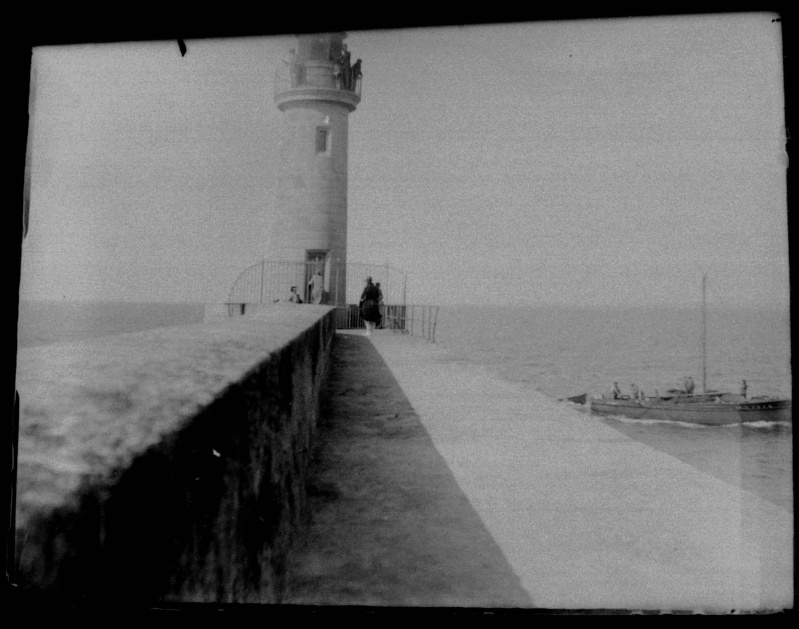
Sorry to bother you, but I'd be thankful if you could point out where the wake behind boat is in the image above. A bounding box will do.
[558,393,587,405]
[590,391,791,426]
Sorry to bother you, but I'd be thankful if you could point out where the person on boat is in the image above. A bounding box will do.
[630,383,639,399]
[683,376,695,394]
[740,379,748,399]
[611,382,621,399]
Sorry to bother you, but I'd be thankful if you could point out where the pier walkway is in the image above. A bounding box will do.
[283,331,793,611]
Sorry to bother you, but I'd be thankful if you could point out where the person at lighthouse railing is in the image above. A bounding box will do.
[333,61,342,89]
[351,59,362,92]
[340,44,351,89]
[284,48,303,88]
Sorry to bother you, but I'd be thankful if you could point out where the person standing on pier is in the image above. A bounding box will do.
[375,282,384,328]
[288,286,303,303]
[684,376,695,394]
[359,276,381,336]
[740,379,748,399]
[309,270,324,304]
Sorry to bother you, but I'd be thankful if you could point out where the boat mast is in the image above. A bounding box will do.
[701,273,707,393]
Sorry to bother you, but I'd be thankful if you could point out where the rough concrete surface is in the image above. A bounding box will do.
[286,330,793,612]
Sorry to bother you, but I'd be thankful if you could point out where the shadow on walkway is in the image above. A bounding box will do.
[283,332,534,608]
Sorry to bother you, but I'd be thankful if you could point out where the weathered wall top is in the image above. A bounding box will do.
[15,305,332,530]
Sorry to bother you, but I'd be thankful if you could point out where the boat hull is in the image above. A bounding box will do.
[590,396,791,426]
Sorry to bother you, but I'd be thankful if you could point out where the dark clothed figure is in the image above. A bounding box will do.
[360,277,381,335]
[375,282,384,328]
[351,59,362,89]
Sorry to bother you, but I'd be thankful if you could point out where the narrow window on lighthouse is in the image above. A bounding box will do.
[315,126,330,155]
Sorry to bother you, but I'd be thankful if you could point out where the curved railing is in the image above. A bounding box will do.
[274,61,362,99]
[228,259,405,308]
[226,260,439,342]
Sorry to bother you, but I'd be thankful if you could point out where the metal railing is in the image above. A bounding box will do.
[333,304,404,332]
[274,61,362,99]
[228,259,405,308]
[333,304,438,342]
[226,260,439,342]
[385,304,439,343]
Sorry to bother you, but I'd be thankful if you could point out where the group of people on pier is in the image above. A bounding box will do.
[285,272,325,305]
[283,276,384,336]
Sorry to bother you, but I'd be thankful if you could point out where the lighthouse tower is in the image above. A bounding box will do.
[270,32,361,304]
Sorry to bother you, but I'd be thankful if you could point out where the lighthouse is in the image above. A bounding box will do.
[269,32,362,305]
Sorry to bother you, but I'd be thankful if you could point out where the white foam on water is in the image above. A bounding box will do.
[602,415,713,429]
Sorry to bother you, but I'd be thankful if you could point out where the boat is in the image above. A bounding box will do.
[562,393,587,405]
[590,392,791,425]
[589,275,791,425]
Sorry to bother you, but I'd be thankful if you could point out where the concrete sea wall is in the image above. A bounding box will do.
[13,305,335,604]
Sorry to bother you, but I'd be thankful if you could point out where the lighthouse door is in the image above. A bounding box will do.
[305,250,328,304]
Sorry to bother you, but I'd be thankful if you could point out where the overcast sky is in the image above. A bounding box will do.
[20,13,788,307]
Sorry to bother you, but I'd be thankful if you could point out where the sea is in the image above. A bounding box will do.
[15,301,793,512]
[433,304,793,514]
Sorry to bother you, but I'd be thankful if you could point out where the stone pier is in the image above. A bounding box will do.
[284,331,793,612]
